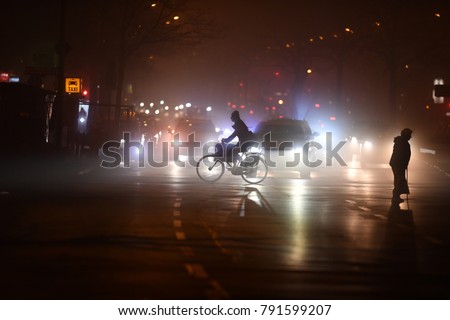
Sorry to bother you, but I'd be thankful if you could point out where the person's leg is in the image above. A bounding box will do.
[392,166,405,201]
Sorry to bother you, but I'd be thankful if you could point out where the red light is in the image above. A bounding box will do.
[82,90,88,96]
[330,116,336,121]
[240,105,245,109]
[249,110,254,115]
[315,103,320,108]
[274,71,281,77]
[231,104,237,109]
[272,106,276,110]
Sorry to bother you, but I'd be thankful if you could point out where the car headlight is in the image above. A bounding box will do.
[363,141,372,149]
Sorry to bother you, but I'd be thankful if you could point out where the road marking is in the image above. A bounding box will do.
[345,200,357,205]
[173,209,181,217]
[185,263,208,279]
[175,231,186,240]
[358,206,371,212]
[173,220,182,228]
[373,214,387,220]
[204,223,234,255]
[208,280,230,299]
[424,236,444,245]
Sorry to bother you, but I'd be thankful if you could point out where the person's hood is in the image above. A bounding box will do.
[393,135,406,143]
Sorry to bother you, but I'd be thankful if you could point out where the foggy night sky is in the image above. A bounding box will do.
[1,0,449,129]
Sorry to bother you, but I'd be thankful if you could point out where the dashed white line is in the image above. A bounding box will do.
[173,220,182,228]
[424,236,444,245]
[185,263,209,279]
[175,231,186,240]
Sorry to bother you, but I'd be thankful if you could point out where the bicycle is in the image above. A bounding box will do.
[196,142,268,184]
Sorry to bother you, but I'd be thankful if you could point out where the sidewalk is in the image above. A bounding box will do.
[0,152,101,193]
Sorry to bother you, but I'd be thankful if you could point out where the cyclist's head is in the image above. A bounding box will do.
[231,110,240,122]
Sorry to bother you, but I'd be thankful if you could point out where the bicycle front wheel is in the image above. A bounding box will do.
[196,155,225,182]
[241,155,268,184]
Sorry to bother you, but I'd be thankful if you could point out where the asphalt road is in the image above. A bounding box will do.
[0,149,449,299]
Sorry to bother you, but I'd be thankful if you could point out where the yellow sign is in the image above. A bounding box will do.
[65,77,82,93]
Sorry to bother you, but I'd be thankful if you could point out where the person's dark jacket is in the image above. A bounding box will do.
[389,136,411,169]
[223,118,250,145]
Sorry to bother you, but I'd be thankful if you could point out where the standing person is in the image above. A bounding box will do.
[389,128,412,203]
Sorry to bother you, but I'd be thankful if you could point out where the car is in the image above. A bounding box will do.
[253,118,316,150]
[343,121,394,168]
[170,117,219,162]
[253,118,317,178]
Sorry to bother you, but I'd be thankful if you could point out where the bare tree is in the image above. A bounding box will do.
[85,0,219,129]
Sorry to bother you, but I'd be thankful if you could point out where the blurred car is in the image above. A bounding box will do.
[343,121,394,168]
[170,117,220,162]
[253,118,317,178]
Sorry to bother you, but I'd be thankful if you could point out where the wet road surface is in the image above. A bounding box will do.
[0,150,449,299]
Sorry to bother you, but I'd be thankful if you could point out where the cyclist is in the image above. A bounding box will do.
[221,110,257,172]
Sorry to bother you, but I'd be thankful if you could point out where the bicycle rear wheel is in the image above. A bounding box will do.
[196,155,225,182]
[241,155,268,184]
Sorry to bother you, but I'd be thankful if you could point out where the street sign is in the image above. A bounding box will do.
[65,77,82,93]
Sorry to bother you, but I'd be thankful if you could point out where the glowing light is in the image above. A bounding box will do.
[330,116,336,121]
[364,141,372,149]
[164,106,169,111]
[435,13,441,18]
[173,16,180,20]
[151,3,157,7]
[315,103,320,108]
[278,99,284,105]
[140,102,145,107]
[155,110,160,115]
[206,106,212,112]
[145,109,150,115]
[307,69,312,74]
[150,102,154,107]
[160,100,164,105]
